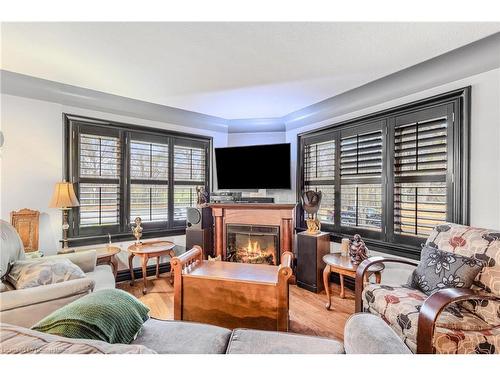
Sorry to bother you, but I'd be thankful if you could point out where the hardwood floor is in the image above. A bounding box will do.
[117,274,355,341]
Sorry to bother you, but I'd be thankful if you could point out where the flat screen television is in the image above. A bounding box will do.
[215,143,291,190]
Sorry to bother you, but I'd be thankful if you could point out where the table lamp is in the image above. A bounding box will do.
[49,181,80,250]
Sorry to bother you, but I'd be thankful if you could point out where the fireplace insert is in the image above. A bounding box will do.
[226,224,280,265]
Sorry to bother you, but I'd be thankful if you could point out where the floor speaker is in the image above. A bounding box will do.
[186,227,214,259]
[186,207,213,230]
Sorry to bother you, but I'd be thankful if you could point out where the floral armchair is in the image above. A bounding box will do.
[355,223,500,354]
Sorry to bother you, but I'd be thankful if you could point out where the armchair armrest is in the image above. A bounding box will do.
[0,277,95,312]
[355,256,418,312]
[417,288,500,354]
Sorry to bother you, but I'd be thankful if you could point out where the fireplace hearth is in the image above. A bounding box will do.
[226,224,280,265]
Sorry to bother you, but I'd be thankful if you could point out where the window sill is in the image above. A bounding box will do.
[67,228,187,247]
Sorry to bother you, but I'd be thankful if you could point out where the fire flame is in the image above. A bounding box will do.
[245,238,261,254]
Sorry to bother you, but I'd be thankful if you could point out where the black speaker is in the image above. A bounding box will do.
[186,206,212,229]
[186,227,214,259]
[296,231,330,293]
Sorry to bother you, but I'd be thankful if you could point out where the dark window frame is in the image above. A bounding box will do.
[63,113,212,247]
[297,87,470,259]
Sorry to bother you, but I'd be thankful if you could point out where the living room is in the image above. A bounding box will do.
[1,0,500,371]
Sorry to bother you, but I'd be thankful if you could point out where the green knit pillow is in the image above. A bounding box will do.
[32,289,150,344]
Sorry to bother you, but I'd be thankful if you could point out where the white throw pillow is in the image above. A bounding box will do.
[6,258,86,289]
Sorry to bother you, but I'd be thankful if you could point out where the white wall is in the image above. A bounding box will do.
[0,93,228,255]
[227,131,285,147]
[286,68,500,231]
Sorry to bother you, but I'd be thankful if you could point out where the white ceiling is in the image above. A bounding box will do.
[2,22,500,119]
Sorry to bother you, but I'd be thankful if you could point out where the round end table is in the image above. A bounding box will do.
[128,240,176,294]
[322,253,384,310]
[96,246,121,279]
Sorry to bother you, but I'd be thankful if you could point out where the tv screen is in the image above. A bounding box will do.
[215,143,291,190]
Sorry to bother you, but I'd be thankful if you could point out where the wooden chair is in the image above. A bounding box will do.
[10,209,40,253]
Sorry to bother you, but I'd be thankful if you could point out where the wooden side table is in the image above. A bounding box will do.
[128,240,176,294]
[96,246,121,279]
[323,253,384,310]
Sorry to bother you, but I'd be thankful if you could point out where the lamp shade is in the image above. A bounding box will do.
[49,181,80,209]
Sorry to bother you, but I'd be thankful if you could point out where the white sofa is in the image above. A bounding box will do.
[0,219,115,327]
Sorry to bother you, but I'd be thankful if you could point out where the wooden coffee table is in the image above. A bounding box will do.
[128,240,176,294]
[323,253,384,310]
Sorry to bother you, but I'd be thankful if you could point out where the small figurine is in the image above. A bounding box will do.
[196,186,209,207]
[301,190,322,234]
[132,217,143,245]
[349,234,368,264]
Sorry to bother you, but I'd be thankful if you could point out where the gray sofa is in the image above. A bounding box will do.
[0,313,411,354]
[0,219,115,328]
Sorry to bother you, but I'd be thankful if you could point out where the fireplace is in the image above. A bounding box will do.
[210,203,295,263]
[226,224,280,265]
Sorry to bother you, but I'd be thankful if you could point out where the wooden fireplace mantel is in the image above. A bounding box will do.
[209,203,296,210]
[209,203,296,262]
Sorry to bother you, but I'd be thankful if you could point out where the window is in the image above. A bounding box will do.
[340,124,384,235]
[304,139,335,224]
[65,115,211,245]
[298,88,469,257]
[173,143,207,223]
[129,136,169,224]
[392,106,449,242]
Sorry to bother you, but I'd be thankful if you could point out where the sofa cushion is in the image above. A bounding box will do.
[86,265,116,290]
[0,280,14,293]
[6,258,86,289]
[0,323,155,354]
[343,313,411,354]
[408,245,484,295]
[45,250,97,273]
[226,329,344,354]
[132,318,232,354]
[362,284,493,353]
[425,223,500,296]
